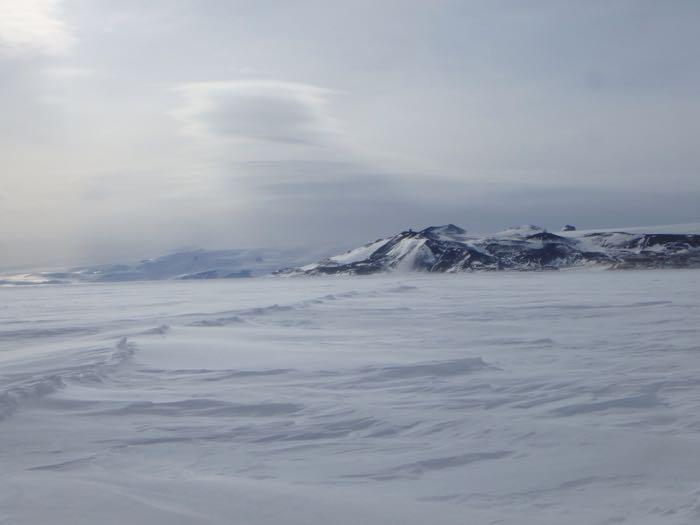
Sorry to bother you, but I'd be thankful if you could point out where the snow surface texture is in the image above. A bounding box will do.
[2,271,700,524]
[285,223,700,275]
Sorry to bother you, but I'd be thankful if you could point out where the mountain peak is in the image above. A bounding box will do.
[421,224,466,235]
[418,224,468,241]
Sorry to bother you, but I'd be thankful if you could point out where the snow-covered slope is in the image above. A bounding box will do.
[282,223,700,275]
[3,272,700,524]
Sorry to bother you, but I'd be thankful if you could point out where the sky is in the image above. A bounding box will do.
[1,0,699,268]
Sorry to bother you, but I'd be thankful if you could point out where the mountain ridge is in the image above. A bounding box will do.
[2,223,699,284]
[280,223,700,275]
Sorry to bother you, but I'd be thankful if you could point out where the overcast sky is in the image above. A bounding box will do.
[1,0,699,267]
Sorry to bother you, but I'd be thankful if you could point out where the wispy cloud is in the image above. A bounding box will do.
[0,0,74,57]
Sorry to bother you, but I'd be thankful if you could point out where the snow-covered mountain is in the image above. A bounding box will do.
[3,224,699,285]
[71,248,302,281]
[280,223,700,275]
[0,248,318,285]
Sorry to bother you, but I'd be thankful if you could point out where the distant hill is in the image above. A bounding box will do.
[0,247,319,285]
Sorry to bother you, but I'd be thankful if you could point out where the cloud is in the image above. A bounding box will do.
[173,80,339,145]
[0,0,74,57]
[2,1,699,269]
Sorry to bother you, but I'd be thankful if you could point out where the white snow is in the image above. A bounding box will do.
[559,224,700,254]
[2,271,700,524]
[495,224,546,237]
[328,237,391,265]
[0,247,324,284]
[385,237,433,271]
[559,222,700,237]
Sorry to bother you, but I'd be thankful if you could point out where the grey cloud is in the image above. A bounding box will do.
[173,81,337,145]
[220,160,700,249]
[2,1,699,268]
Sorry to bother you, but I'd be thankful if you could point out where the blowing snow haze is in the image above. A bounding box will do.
[1,1,700,268]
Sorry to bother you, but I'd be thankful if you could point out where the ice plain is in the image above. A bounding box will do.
[1,270,700,524]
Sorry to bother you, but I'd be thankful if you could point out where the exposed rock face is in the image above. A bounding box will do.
[562,225,577,231]
[280,224,700,275]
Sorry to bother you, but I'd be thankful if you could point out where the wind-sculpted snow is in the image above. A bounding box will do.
[1,271,700,524]
[0,337,136,421]
[282,223,700,275]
